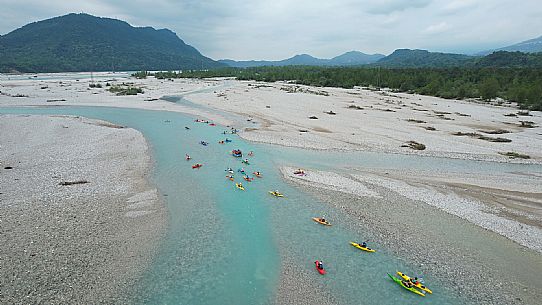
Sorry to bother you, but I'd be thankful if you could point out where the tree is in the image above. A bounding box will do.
[479,77,499,101]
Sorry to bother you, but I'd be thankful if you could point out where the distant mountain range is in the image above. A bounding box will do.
[0,13,540,73]
[219,51,385,68]
[0,13,223,73]
[478,35,542,55]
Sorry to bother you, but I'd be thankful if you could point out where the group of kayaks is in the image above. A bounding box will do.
[311,214,432,297]
[188,119,431,298]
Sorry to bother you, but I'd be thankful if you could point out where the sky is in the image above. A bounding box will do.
[1,0,542,60]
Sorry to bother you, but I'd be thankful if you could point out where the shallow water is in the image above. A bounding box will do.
[3,106,540,304]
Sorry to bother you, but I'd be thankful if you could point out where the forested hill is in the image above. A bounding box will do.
[0,13,224,73]
[374,49,473,67]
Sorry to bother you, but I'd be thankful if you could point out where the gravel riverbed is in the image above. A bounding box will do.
[0,115,166,304]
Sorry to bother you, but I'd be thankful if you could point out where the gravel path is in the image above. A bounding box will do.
[0,115,166,304]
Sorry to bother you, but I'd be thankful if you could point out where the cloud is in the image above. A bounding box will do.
[442,0,478,14]
[364,0,433,14]
[1,0,542,59]
[423,22,451,34]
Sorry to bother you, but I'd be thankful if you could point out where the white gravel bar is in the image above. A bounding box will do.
[0,114,166,304]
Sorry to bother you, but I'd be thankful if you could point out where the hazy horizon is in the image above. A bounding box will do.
[1,0,541,60]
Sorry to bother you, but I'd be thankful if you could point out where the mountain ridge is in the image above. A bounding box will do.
[478,35,542,55]
[219,51,385,67]
[0,13,224,73]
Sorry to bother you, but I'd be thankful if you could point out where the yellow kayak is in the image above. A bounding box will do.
[312,217,331,226]
[350,242,376,252]
[269,191,284,197]
[235,183,245,191]
[397,271,432,294]
[388,274,425,297]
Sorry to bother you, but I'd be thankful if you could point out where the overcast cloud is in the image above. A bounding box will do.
[1,0,541,60]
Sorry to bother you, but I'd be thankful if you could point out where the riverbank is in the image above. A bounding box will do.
[280,166,542,305]
[0,114,166,304]
[1,73,541,163]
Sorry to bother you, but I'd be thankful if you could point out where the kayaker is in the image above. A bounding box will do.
[402,280,413,288]
[317,261,324,270]
[320,218,326,223]
[360,241,367,248]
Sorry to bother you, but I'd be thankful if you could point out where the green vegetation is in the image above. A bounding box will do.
[132,71,149,79]
[452,132,512,142]
[402,141,426,150]
[0,13,223,73]
[141,64,542,110]
[498,152,531,159]
[108,85,144,96]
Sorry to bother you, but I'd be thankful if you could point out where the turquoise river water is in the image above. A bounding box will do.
[2,106,541,304]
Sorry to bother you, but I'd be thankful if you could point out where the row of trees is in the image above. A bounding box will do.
[136,66,542,110]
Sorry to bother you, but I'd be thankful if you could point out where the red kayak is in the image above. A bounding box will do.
[192,163,203,169]
[315,261,326,275]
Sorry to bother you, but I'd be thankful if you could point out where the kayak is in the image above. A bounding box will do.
[397,271,432,294]
[269,191,284,197]
[315,261,326,275]
[388,273,425,297]
[253,172,262,178]
[226,176,234,181]
[243,176,253,182]
[236,183,245,191]
[312,217,331,226]
[350,242,376,253]
[192,164,203,169]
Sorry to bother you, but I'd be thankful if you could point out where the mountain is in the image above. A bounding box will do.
[479,35,542,55]
[0,13,224,73]
[219,51,385,67]
[473,51,542,68]
[375,49,473,67]
[329,51,385,65]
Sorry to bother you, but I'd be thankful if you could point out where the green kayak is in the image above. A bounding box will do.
[387,273,425,297]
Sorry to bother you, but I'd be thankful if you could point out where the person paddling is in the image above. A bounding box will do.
[316,261,324,270]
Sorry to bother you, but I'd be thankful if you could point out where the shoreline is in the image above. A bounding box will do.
[281,166,542,253]
[0,114,167,304]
